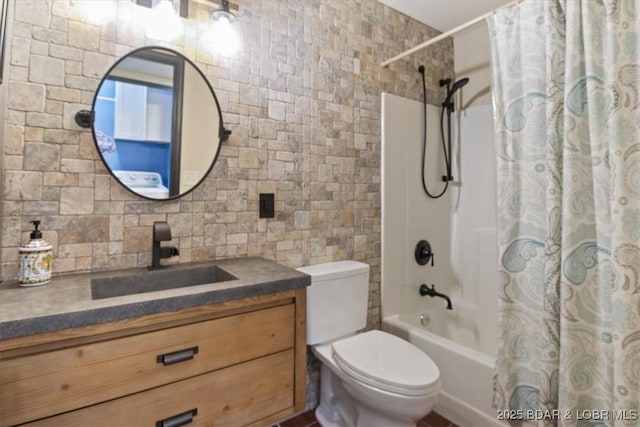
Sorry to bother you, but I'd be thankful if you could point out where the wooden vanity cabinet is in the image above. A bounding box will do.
[0,289,306,427]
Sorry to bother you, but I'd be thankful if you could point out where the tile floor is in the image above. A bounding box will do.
[275,410,458,427]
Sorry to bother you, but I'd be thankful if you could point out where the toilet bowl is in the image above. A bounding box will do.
[313,330,440,427]
[298,261,441,427]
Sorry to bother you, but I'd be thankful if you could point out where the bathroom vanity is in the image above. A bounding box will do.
[0,257,309,427]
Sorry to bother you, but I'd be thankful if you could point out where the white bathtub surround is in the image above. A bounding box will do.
[381,93,457,318]
[381,93,498,424]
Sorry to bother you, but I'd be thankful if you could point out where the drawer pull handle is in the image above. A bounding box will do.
[156,346,199,366]
[156,408,198,427]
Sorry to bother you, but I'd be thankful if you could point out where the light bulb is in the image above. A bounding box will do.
[144,0,183,42]
[206,16,240,56]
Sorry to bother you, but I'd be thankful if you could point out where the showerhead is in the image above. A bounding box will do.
[452,77,469,92]
[444,77,469,104]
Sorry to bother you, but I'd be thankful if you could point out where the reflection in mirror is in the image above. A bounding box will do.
[92,47,224,200]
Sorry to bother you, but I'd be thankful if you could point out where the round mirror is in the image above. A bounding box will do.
[89,46,226,200]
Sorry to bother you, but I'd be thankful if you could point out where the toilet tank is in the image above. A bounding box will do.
[297,261,370,345]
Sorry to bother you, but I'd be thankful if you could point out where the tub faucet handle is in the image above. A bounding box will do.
[415,240,434,266]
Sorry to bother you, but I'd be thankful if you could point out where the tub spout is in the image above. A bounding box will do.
[419,284,453,310]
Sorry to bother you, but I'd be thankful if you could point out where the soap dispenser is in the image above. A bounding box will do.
[18,220,53,286]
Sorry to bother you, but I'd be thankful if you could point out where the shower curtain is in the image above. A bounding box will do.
[489,1,640,425]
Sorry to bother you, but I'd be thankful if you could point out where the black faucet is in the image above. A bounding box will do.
[150,221,179,270]
[419,284,453,310]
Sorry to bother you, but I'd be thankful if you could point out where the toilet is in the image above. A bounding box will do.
[297,261,440,427]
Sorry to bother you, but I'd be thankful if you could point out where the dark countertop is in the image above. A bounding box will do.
[0,257,309,341]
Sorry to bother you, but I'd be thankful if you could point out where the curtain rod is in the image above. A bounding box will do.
[380,0,523,68]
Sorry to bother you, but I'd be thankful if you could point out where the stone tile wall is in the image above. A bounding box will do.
[2,0,452,331]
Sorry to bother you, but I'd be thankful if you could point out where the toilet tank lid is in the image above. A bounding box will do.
[296,261,369,282]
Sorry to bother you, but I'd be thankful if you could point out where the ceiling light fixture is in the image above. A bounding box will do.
[142,0,184,41]
[210,0,235,22]
[203,0,240,56]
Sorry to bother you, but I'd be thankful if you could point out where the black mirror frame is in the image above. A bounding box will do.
[77,46,230,201]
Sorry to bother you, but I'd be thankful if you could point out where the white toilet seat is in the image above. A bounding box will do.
[331,330,440,397]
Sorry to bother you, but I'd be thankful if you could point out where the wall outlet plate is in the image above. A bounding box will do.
[259,193,275,218]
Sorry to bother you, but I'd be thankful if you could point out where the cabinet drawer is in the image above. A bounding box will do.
[25,350,294,427]
[1,304,294,426]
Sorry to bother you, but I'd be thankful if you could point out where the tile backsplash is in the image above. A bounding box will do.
[1,0,452,328]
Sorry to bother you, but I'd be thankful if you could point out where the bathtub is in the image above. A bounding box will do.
[383,309,506,427]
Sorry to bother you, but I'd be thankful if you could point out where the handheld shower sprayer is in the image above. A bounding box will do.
[419,67,470,196]
[451,77,470,93]
[441,77,469,112]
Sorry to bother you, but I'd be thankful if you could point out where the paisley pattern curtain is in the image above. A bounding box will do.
[488,1,640,425]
